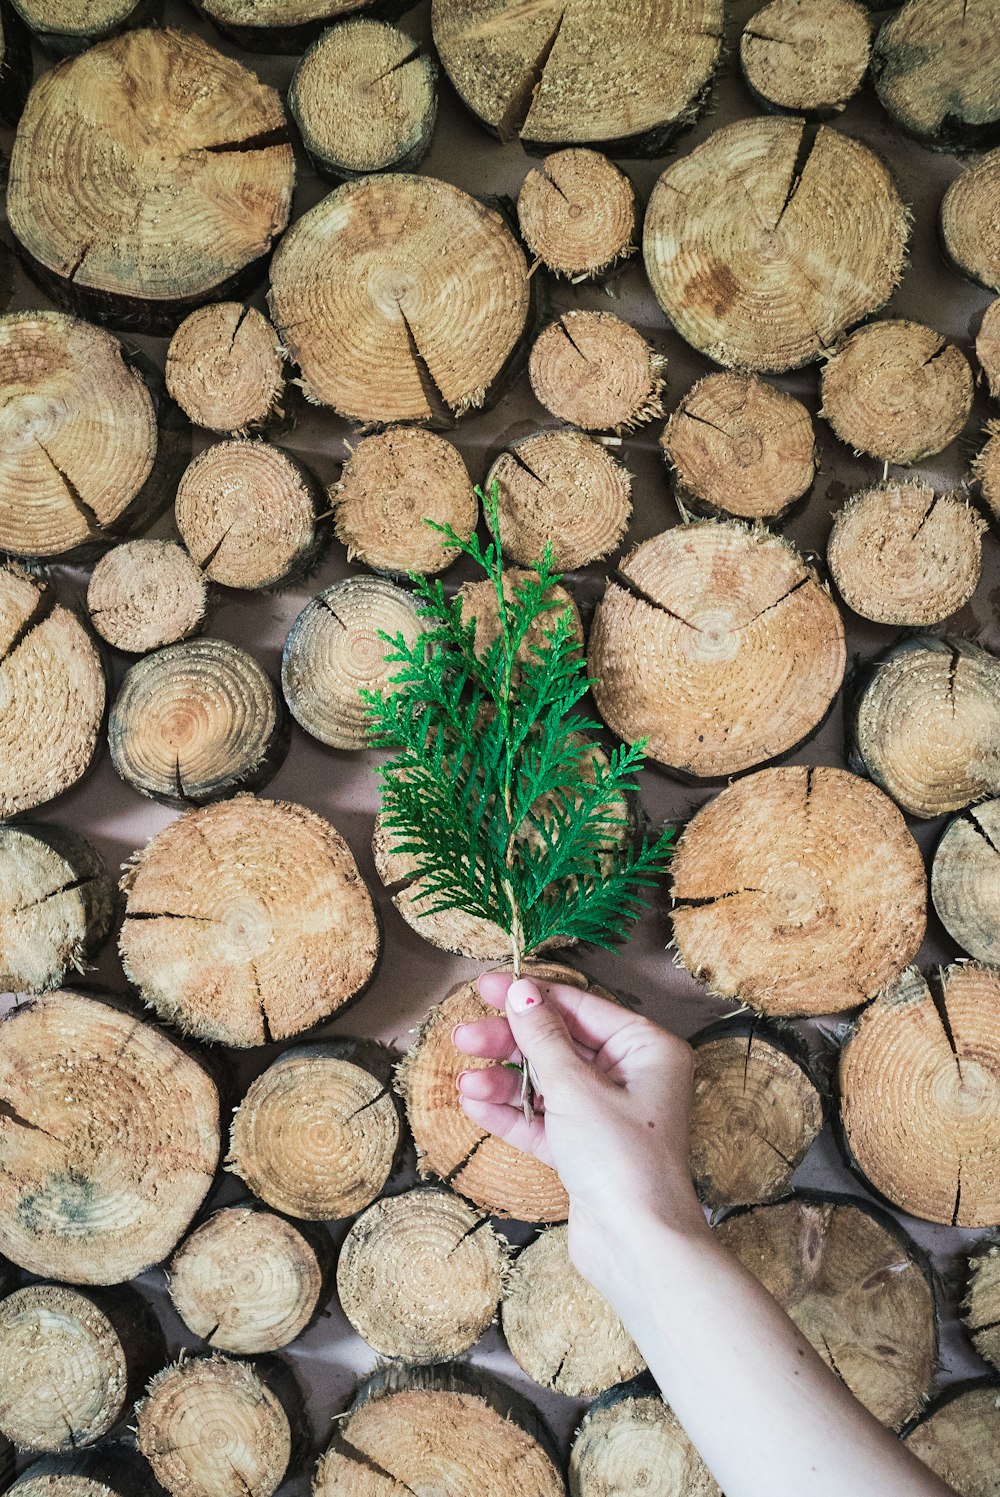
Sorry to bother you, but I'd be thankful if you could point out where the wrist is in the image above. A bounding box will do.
[569,1191,712,1308]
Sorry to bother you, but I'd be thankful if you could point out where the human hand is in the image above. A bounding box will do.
[452,973,708,1300]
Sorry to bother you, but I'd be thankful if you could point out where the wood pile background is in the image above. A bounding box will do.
[0,0,999,1491]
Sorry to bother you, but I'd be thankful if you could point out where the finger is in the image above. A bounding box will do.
[459,1096,554,1167]
[478,971,643,1052]
[457,1065,523,1108]
[452,1017,518,1061]
[504,978,590,1098]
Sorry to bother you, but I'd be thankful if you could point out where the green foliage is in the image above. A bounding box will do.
[362,481,674,967]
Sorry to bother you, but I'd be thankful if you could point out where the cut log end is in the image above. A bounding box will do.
[168,1205,325,1354]
[315,1365,563,1496]
[137,1354,292,1497]
[337,1186,507,1362]
[820,319,973,464]
[976,300,1000,399]
[941,148,1000,291]
[332,427,476,576]
[828,483,985,626]
[690,1027,824,1210]
[120,797,380,1047]
[569,1379,721,1497]
[0,824,114,994]
[282,575,423,750]
[0,311,158,561]
[109,637,287,805]
[87,540,207,654]
[398,964,616,1222]
[199,0,379,52]
[517,150,636,278]
[840,964,1000,1227]
[644,119,909,371]
[165,303,285,434]
[671,766,926,1017]
[8,28,294,330]
[175,441,321,591]
[228,1040,400,1220]
[10,0,153,52]
[432,0,722,151]
[716,1196,935,1428]
[503,1225,644,1398]
[660,372,815,521]
[963,1245,1000,1371]
[974,421,1000,524]
[0,566,106,819]
[932,800,1000,965]
[0,989,219,1284]
[10,1444,162,1496]
[874,0,1000,149]
[290,19,437,178]
[904,1383,1000,1493]
[268,174,530,424]
[529,312,666,432]
[852,636,1000,818]
[740,0,870,116]
[486,429,632,570]
[589,522,846,779]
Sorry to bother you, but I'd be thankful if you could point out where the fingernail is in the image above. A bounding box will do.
[451,1024,470,1045]
[455,1069,474,1092]
[507,978,542,1015]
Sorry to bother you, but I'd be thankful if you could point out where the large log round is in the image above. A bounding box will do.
[873,0,1000,150]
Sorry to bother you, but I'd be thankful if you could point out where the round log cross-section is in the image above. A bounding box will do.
[932,800,1000,964]
[715,1195,936,1429]
[165,303,286,435]
[940,147,1000,290]
[0,990,219,1284]
[86,540,207,654]
[671,766,926,1017]
[588,522,846,779]
[528,311,666,432]
[569,1378,721,1497]
[0,824,114,995]
[904,1383,1000,1495]
[119,796,380,1047]
[517,150,636,279]
[964,1244,1000,1372]
[740,0,870,116]
[977,300,1000,397]
[644,119,909,371]
[7,28,295,331]
[268,173,530,424]
[873,0,1000,150]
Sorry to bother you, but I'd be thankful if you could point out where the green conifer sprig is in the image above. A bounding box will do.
[361,481,675,978]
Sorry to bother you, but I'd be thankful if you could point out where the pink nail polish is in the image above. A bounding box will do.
[455,1069,472,1091]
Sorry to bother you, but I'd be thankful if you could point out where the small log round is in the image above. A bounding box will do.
[120,796,380,1047]
[485,429,632,570]
[168,1204,326,1354]
[873,0,1000,150]
[198,0,385,52]
[569,1377,721,1497]
[502,1224,644,1397]
[828,482,985,626]
[740,0,870,116]
[8,29,295,332]
[528,312,666,433]
[715,1195,935,1429]
[963,1242,1000,1371]
[9,0,156,54]
[0,989,219,1284]
[337,1186,507,1362]
[87,541,207,654]
[819,319,973,464]
[660,372,815,521]
[398,964,615,1222]
[281,575,423,751]
[109,638,287,806]
[165,304,285,435]
[517,151,636,280]
[932,799,1000,964]
[671,766,926,1017]
[904,1382,1000,1494]
[11,1445,164,1496]
[974,421,1000,523]
[268,174,530,424]
[644,119,909,371]
[137,1354,292,1497]
[290,20,437,179]
[839,964,1000,1227]
[0,1282,160,1452]
[0,823,114,994]
[690,1023,824,1211]
[589,522,846,779]
[227,1040,401,1220]
[175,441,322,592]
[432,0,722,152]
[0,3,31,125]
[0,566,106,820]
[977,299,1000,399]
[458,567,584,664]
[941,148,1000,291]
[851,635,1000,818]
[0,311,160,561]
[331,427,476,575]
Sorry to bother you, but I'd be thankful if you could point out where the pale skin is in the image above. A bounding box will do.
[453,972,956,1497]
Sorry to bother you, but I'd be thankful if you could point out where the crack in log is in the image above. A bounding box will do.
[33,437,105,534]
[928,971,963,1081]
[397,304,454,425]
[743,1020,757,1095]
[921,339,950,369]
[369,46,422,85]
[776,124,818,226]
[558,316,591,362]
[966,807,1000,860]
[946,642,962,711]
[227,304,252,355]
[805,765,815,804]
[318,597,348,630]
[447,1213,491,1255]
[8,874,93,917]
[672,888,765,909]
[613,569,704,632]
[198,523,235,574]
[742,573,810,628]
[760,1135,795,1168]
[124,910,218,922]
[346,1084,391,1121]
[0,1097,59,1141]
[0,581,53,665]
[497,7,566,142]
[66,240,93,283]
[821,1335,845,1384]
[910,492,939,541]
[952,1159,963,1227]
[201,127,290,154]
[548,1348,569,1389]
[507,445,547,485]
[444,1131,488,1186]
[326,1430,418,1495]
[678,409,734,440]
[173,756,189,804]
[249,961,272,1046]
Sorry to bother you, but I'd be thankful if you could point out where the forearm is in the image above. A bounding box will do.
[598,1214,953,1497]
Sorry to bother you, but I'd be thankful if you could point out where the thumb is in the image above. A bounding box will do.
[505,978,587,1098]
